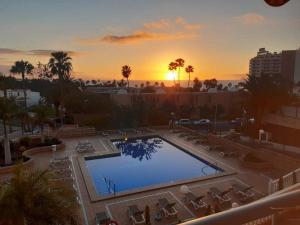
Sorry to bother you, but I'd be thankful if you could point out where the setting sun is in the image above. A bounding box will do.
[166,71,177,81]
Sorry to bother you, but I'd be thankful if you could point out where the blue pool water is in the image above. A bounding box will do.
[85,136,222,196]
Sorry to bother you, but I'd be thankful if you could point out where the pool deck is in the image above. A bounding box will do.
[68,129,271,225]
[1,128,285,225]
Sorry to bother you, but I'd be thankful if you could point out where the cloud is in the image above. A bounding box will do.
[143,19,169,30]
[175,17,203,30]
[78,17,202,45]
[0,48,23,54]
[0,48,80,57]
[100,31,197,44]
[234,13,265,25]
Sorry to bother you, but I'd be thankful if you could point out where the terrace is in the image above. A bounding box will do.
[1,126,299,225]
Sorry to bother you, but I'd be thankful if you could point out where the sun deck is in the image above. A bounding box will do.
[1,127,292,225]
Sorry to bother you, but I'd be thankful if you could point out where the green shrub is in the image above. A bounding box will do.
[19,137,31,148]
[43,137,61,146]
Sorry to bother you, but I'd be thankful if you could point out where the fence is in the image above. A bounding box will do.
[269,168,300,194]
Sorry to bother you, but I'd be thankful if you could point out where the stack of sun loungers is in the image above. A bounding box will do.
[208,187,232,209]
[75,141,95,153]
[231,183,255,203]
[127,205,146,225]
[157,198,178,218]
[184,192,208,211]
[49,157,73,182]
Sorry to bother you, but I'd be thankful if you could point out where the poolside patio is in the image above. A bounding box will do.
[1,126,293,225]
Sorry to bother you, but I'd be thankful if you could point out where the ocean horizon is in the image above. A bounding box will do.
[101,79,243,87]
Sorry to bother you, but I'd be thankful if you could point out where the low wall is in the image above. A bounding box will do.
[207,134,300,171]
[0,142,65,175]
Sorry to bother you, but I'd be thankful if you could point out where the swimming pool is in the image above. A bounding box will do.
[85,136,222,196]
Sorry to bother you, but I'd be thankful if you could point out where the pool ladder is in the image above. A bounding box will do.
[103,177,116,195]
[201,162,219,175]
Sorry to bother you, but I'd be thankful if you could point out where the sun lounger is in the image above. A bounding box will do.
[232,183,255,202]
[127,205,145,225]
[157,198,178,217]
[95,211,111,225]
[208,187,232,208]
[184,192,208,210]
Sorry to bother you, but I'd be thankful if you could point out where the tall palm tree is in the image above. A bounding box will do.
[31,105,54,142]
[185,65,194,88]
[168,62,178,86]
[122,65,132,90]
[175,58,185,86]
[0,97,17,165]
[10,60,34,110]
[48,51,72,82]
[48,51,72,126]
[0,165,79,225]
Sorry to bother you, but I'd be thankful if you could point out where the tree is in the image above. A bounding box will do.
[31,104,54,142]
[0,97,17,165]
[10,60,34,109]
[48,51,73,126]
[185,65,194,88]
[36,62,52,80]
[0,165,79,225]
[175,58,185,86]
[168,62,178,85]
[217,83,223,91]
[241,73,292,127]
[48,51,72,82]
[193,77,202,91]
[121,65,132,90]
[204,78,218,90]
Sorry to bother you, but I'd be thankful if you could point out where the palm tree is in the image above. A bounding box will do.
[0,165,79,225]
[48,51,72,82]
[31,105,54,142]
[175,58,185,86]
[168,62,178,86]
[0,97,17,165]
[10,60,34,110]
[48,51,72,126]
[185,65,194,88]
[122,65,132,90]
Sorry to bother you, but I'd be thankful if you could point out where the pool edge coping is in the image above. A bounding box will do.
[77,134,237,202]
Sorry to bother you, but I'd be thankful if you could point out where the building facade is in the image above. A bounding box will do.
[108,91,247,115]
[0,89,41,107]
[249,48,300,84]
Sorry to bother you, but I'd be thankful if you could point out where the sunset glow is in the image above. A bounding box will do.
[0,0,299,81]
[166,71,177,81]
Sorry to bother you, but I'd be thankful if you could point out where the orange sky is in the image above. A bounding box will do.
[0,0,299,81]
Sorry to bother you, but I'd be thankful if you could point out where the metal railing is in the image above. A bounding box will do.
[269,168,300,194]
[180,189,300,225]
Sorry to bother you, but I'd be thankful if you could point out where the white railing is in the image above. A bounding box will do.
[243,215,273,225]
[180,189,300,225]
[269,168,300,194]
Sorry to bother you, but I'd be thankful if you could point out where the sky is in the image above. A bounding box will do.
[0,0,299,81]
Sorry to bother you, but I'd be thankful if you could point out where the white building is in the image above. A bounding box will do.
[249,48,281,77]
[249,48,300,84]
[0,89,41,107]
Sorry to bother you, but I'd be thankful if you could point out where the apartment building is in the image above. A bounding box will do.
[249,48,300,84]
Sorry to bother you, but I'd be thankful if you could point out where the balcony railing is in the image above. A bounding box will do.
[180,189,300,225]
[269,168,300,194]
